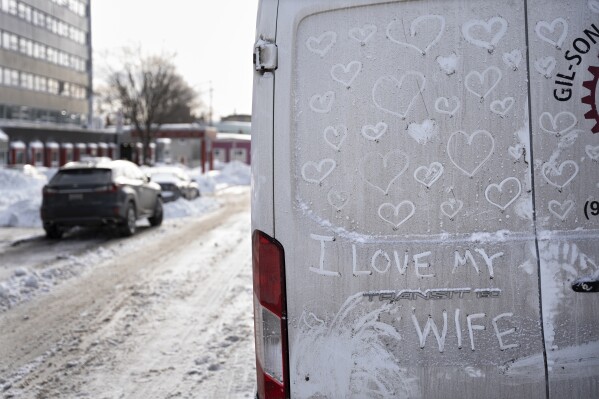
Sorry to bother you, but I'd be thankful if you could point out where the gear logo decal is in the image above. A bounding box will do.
[582,56,599,133]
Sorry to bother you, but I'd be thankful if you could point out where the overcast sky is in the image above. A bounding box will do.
[91,0,259,121]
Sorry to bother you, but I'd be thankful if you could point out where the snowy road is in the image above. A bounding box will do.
[0,188,255,398]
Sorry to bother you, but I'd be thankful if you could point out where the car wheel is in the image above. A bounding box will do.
[120,203,137,237]
[44,225,63,239]
[187,188,198,199]
[149,197,163,227]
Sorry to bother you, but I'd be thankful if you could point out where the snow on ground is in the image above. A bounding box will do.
[0,191,255,398]
[0,161,251,312]
[0,161,251,227]
[0,243,118,312]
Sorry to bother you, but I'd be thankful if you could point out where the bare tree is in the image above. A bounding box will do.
[107,51,199,164]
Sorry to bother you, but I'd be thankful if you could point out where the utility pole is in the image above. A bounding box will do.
[207,81,214,172]
[196,80,215,173]
[209,81,213,126]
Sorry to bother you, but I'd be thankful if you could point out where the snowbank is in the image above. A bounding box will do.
[215,161,251,187]
[190,161,251,193]
[163,196,220,219]
[0,168,47,228]
[163,161,250,219]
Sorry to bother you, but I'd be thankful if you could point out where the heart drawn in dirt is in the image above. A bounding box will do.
[372,72,425,119]
[386,15,446,55]
[359,150,409,194]
[306,31,337,57]
[378,201,416,228]
[447,130,495,177]
[414,162,444,188]
[462,17,508,52]
[301,159,336,184]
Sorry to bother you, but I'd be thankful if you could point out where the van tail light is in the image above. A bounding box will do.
[252,230,289,399]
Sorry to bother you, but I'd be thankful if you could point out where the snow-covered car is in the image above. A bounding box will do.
[41,159,163,238]
[148,167,200,202]
[251,1,599,398]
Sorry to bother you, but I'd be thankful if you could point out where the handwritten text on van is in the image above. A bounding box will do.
[309,234,504,278]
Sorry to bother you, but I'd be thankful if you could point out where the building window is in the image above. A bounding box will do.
[47,78,58,94]
[20,72,33,90]
[47,47,57,63]
[3,1,87,44]
[19,37,32,56]
[58,21,68,37]
[2,32,18,51]
[33,75,46,92]
[17,2,30,21]
[230,148,248,163]
[7,0,17,15]
[5,69,19,86]
[33,42,45,59]
[0,102,85,125]
[32,9,44,26]
[1,30,86,72]
[213,148,226,163]
[46,15,56,33]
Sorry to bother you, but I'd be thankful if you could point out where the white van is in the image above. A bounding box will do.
[251,1,599,398]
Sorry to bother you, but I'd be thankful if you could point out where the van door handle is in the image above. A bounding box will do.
[571,277,599,293]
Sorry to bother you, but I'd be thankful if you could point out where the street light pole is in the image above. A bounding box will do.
[194,80,215,173]
[209,80,213,127]
[207,80,213,171]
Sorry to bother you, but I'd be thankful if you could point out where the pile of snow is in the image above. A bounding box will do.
[0,161,251,228]
[0,168,47,228]
[163,196,220,219]
[215,161,251,187]
[190,161,251,193]
[162,161,250,219]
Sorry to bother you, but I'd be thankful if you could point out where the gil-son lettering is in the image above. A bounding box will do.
[553,23,599,102]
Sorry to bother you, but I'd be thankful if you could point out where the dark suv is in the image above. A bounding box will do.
[41,159,163,238]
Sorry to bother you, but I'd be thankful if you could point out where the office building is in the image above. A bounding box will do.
[0,0,91,126]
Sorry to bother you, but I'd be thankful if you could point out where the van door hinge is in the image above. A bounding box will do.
[254,39,277,72]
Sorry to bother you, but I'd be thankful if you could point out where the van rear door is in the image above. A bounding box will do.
[258,0,598,397]
[526,2,599,398]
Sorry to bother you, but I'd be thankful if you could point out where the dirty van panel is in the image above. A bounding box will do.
[273,0,548,397]
[294,2,535,237]
[527,1,599,397]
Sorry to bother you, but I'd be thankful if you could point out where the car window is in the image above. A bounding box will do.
[50,169,111,185]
